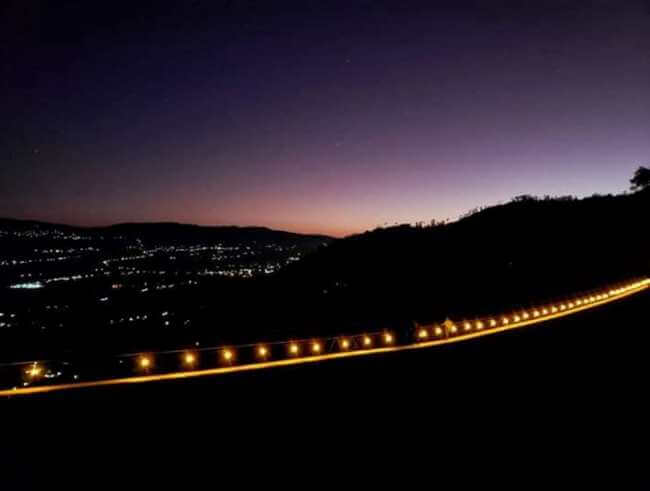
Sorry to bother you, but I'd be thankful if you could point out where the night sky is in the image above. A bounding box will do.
[2,1,649,236]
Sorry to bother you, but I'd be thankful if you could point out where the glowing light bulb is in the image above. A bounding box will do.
[289,343,299,355]
[258,346,268,358]
[560,304,566,311]
[363,336,372,347]
[418,329,428,339]
[513,315,520,322]
[139,356,151,368]
[542,308,548,315]
[449,324,458,333]
[223,349,233,361]
[533,310,540,317]
[476,321,484,330]
[312,342,321,353]
[434,327,443,336]
[340,338,350,350]
[384,333,394,344]
[489,319,496,327]
[184,353,196,365]
[522,312,529,320]
[464,322,471,331]
[26,364,41,377]
[502,317,509,325]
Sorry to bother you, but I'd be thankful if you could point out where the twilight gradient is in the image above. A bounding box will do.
[2,1,649,236]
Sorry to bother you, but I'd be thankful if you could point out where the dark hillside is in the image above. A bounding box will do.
[266,191,649,327]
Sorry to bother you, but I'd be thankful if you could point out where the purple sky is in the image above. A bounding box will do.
[2,1,649,236]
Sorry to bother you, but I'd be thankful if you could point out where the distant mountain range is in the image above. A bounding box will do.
[0,218,333,243]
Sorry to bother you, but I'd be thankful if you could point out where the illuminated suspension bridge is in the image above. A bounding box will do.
[1,277,648,397]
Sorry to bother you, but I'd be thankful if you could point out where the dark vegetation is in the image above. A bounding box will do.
[630,165,650,192]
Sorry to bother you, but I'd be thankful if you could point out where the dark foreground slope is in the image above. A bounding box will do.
[3,289,648,487]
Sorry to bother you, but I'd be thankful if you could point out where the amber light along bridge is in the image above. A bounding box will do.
[1,278,648,398]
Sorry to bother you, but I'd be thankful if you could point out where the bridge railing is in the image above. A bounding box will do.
[1,277,648,393]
